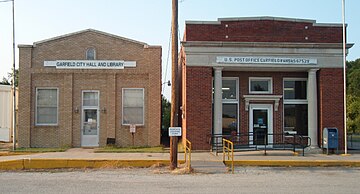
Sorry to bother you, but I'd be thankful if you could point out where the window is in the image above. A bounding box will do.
[222,104,237,135]
[86,48,96,60]
[36,88,58,125]
[283,78,308,135]
[212,77,239,135]
[83,92,99,107]
[284,104,308,135]
[122,88,144,125]
[284,80,307,100]
[222,79,237,100]
[249,77,272,94]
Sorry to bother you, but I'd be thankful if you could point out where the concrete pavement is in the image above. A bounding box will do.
[1,148,360,172]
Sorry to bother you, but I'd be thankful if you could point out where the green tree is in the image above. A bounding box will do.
[0,68,18,87]
[162,95,171,132]
[347,58,360,133]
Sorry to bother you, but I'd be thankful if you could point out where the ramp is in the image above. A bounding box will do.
[190,153,228,174]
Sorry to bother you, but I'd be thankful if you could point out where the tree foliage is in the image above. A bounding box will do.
[347,58,360,133]
[0,68,18,87]
[162,95,171,132]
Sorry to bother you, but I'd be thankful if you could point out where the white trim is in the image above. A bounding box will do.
[81,90,100,147]
[35,87,59,126]
[222,77,239,101]
[282,78,309,135]
[249,77,273,94]
[34,29,148,47]
[82,90,100,108]
[283,78,308,103]
[249,104,273,146]
[243,95,282,111]
[86,48,96,60]
[122,88,145,126]
[223,77,239,134]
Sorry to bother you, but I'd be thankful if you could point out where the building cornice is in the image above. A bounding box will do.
[181,41,354,49]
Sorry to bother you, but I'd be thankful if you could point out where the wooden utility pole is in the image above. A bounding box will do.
[170,0,179,170]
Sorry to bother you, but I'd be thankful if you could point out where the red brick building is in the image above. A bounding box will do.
[180,17,353,151]
[18,29,161,148]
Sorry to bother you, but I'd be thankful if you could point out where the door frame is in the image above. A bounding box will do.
[81,90,100,147]
[249,104,273,146]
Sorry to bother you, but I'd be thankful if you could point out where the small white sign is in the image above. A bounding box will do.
[169,127,182,136]
[130,124,136,133]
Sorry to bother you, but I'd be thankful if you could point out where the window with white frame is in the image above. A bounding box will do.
[249,77,272,94]
[283,78,308,135]
[122,88,144,125]
[36,88,58,125]
[222,78,239,135]
[86,48,96,60]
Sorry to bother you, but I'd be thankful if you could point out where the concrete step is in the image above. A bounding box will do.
[191,160,228,174]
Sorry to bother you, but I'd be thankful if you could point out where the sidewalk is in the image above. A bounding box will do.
[1,148,360,171]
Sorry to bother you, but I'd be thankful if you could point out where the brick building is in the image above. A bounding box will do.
[180,17,353,150]
[18,29,161,148]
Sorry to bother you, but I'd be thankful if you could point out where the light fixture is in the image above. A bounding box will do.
[163,80,171,86]
[74,107,79,113]
[101,107,107,113]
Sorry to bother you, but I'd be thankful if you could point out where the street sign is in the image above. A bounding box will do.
[169,127,181,136]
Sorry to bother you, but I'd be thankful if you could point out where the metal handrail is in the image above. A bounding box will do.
[184,139,192,170]
[222,138,234,174]
[211,132,311,156]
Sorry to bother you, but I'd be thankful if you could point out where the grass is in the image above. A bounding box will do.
[11,147,69,153]
[95,146,167,153]
[95,143,185,153]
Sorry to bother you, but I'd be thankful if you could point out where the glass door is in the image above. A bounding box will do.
[249,104,273,146]
[81,91,99,147]
[253,109,268,145]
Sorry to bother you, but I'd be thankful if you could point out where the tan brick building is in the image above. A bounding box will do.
[18,29,161,148]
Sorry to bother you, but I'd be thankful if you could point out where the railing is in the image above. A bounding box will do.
[184,139,192,170]
[347,133,360,150]
[222,138,234,174]
[211,132,311,156]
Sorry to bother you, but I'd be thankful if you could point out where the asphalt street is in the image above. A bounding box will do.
[0,167,359,194]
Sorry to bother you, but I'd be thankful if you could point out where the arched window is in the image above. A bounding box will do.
[86,48,96,60]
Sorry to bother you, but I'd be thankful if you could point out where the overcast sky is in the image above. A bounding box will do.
[0,0,358,100]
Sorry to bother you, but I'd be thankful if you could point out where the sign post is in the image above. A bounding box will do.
[130,124,136,146]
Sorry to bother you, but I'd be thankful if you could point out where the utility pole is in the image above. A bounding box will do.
[170,0,179,170]
[12,0,16,150]
[342,0,347,155]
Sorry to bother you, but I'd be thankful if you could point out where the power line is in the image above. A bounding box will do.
[162,26,172,94]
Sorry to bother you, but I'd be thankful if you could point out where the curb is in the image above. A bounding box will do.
[0,159,179,170]
[227,160,360,167]
[2,159,360,170]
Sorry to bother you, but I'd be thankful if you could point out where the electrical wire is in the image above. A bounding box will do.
[162,26,172,94]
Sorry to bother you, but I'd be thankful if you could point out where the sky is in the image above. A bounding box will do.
[0,0,359,100]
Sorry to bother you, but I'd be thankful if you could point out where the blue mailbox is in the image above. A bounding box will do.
[322,127,339,154]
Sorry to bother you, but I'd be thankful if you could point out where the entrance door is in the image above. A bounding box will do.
[81,91,99,147]
[249,104,273,146]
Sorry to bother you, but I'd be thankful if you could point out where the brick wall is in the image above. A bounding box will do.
[223,71,307,139]
[182,66,213,150]
[18,30,161,148]
[318,68,344,150]
[185,19,343,43]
